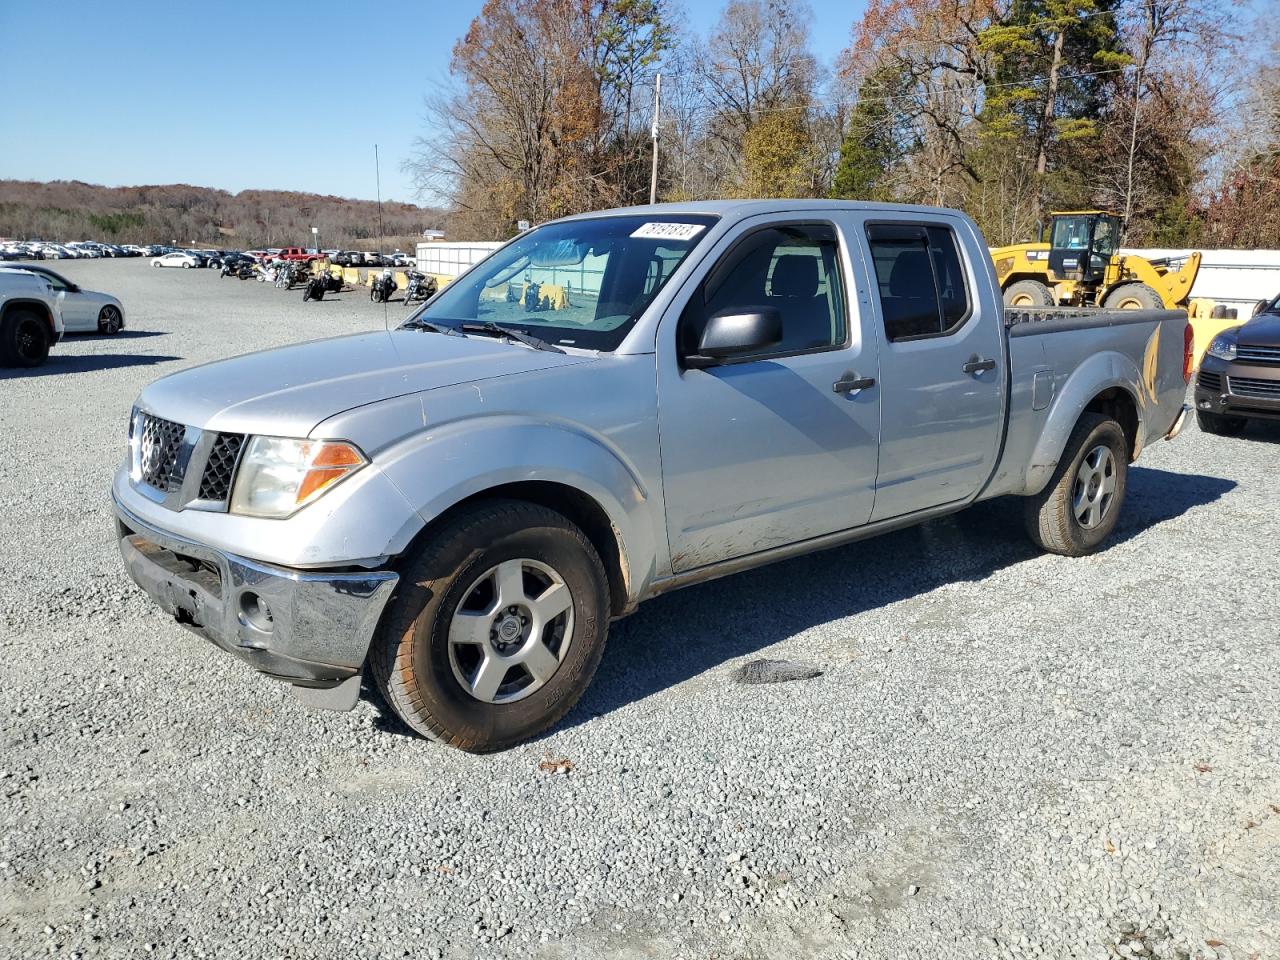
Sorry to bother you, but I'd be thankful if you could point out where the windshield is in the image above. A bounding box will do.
[407,214,718,350]
[1051,216,1091,250]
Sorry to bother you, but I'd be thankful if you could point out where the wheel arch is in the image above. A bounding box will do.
[1022,354,1143,496]
[399,480,631,619]
[370,417,660,617]
[2,297,56,335]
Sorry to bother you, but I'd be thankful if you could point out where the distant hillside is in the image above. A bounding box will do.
[0,180,448,248]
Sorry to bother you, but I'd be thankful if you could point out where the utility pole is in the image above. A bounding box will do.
[649,73,662,205]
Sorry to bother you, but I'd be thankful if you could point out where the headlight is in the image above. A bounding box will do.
[1206,334,1237,361]
[229,437,366,518]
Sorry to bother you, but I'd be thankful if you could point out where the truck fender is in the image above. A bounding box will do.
[1022,351,1144,496]
[374,415,658,604]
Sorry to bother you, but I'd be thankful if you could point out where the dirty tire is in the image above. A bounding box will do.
[1103,282,1162,310]
[1196,410,1247,436]
[1024,413,1128,557]
[370,499,609,752]
[1004,279,1054,307]
[0,310,51,367]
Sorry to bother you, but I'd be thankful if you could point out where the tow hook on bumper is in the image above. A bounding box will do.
[1165,403,1191,441]
[114,499,398,711]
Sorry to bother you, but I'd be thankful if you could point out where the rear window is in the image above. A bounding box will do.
[866,223,971,341]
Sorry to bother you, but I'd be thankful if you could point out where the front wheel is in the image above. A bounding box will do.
[370,500,610,752]
[97,305,123,335]
[182,262,191,269]
[1024,413,1128,556]
[1196,410,1247,436]
[1102,282,1162,310]
[1004,279,1054,307]
[0,310,52,368]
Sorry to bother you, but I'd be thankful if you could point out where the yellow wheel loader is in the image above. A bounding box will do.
[990,211,1201,311]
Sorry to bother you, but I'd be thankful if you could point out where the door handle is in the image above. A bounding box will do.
[833,374,876,394]
[962,355,997,375]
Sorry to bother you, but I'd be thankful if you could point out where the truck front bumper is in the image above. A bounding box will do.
[113,496,398,709]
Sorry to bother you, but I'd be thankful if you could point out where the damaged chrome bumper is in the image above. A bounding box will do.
[112,496,398,711]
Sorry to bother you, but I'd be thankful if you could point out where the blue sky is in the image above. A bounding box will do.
[0,0,862,206]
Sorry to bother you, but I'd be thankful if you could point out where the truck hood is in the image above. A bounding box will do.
[138,329,592,437]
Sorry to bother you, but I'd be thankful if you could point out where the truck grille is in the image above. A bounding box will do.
[197,433,244,503]
[1228,376,1280,401]
[1237,343,1280,365]
[137,413,187,492]
[1196,370,1222,393]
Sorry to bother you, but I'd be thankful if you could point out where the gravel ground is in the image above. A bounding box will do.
[0,259,1276,960]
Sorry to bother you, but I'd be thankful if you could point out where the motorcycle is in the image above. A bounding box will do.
[404,270,438,303]
[370,270,398,304]
[303,275,329,302]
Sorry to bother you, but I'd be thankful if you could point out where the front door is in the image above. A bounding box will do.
[860,220,1005,521]
[657,219,881,573]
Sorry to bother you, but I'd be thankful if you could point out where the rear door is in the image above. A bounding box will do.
[858,218,1005,521]
[657,217,881,572]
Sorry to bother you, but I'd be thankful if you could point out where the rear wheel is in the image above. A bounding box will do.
[1004,279,1055,307]
[1024,413,1128,556]
[370,500,610,752]
[97,305,123,335]
[1103,282,1162,310]
[1196,410,1247,436]
[0,310,52,368]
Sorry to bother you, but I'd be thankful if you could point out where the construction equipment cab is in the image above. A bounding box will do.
[991,210,1201,312]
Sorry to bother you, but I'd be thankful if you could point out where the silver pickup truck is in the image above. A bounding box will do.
[112,201,1191,751]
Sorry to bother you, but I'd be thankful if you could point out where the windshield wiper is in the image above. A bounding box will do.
[400,317,462,336]
[460,321,565,353]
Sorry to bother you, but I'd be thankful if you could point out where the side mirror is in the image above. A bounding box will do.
[684,308,782,369]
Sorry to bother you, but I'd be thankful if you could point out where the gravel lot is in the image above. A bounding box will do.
[1,259,1276,960]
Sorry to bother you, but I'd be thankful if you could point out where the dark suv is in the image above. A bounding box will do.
[1195,295,1280,434]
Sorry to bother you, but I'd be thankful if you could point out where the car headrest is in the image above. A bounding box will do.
[889,249,931,297]
[771,254,819,298]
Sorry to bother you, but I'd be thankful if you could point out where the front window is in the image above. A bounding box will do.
[407,214,717,351]
[1051,216,1091,250]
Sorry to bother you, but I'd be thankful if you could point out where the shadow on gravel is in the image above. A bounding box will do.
[356,466,1236,742]
[68,329,169,341]
[0,353,182,379]
[1239,419,1280,443]
[558,465,1236,733]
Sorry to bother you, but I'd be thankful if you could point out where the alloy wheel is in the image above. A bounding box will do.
[447,558,574,704]
[1073,444,1117,529]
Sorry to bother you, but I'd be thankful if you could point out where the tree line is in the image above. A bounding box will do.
[407,0,1279,248]
[0,180,447,249]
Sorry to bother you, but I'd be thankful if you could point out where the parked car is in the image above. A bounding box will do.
[0,265,125,334]
[0,268,63,366]
[151,251,200,269]
[111,200,1191,751]
[1194,292,1280,434]
[276,247,324,262]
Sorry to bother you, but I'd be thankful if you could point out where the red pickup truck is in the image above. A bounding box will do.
[275,247,324,262]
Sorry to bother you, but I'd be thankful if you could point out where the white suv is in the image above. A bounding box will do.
[0,269,64,367]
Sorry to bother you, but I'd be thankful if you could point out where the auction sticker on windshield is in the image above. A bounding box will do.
[630,222,707,241]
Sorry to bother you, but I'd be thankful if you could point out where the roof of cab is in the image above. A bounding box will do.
[561,198,970,221]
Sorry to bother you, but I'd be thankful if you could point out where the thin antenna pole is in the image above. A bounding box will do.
[649,73,661,205]
[376,144,389,331]
[375,144,385,254]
